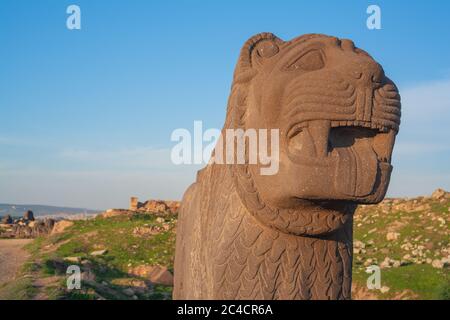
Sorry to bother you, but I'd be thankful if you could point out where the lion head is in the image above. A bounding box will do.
[222,33,401,236]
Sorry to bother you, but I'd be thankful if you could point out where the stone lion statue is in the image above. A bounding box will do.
[173,33,401,300]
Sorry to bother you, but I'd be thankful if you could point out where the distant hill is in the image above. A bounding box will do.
[0,203,100,218]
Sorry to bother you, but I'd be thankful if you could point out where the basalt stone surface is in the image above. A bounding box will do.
[174,33,401,300]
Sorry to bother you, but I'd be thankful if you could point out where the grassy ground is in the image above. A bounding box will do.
[0,277,37,300]
[352,195,449,299]
[1,212,176,300]
[1,194,448,300]
[27,213,176,271]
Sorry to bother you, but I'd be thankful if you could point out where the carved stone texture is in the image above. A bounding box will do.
[173,33,401,300]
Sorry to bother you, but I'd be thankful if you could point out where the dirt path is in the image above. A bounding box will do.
[0,239,33,287]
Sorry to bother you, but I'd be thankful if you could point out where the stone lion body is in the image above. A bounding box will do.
[174,33,400,300]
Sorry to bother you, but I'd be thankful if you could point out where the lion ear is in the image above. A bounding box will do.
[233,33,283,83]
[226,33,283,130]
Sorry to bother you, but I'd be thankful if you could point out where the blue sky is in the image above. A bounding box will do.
[1,0,449,209]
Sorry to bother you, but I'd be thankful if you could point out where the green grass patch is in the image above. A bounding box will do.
[0,276,37,300]
[17,212,177,300]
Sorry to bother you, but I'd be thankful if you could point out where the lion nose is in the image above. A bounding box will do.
[369,63,385,83]
[347,60,385,85]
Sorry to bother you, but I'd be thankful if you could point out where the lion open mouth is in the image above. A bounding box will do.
[286,119,395,199]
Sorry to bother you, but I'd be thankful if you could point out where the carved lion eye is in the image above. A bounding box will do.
[285,49,324,71]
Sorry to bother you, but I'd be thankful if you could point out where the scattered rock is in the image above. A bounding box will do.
[380,286,390,294]
[411,204,431,212]
[424,241,434,250]
[128,197,180,214]
[90,249,108,256]
[111,278,150,290]
[363,259,374,267]
[6,218,56,238]
[81,270,96,282]
[386,232,400,241]
[432,259,444,269]
[354,240,365,249]
[400,260,411,266]
[143,200,169,213]
[133,226,160,237]
[380,257,390,269]
[102,209,134,218]
[351,283,378,300]
[64,256,81,263]
[431,188,447,200]
[128,265,174,286]
[122,288,135,297]
[431,257,449,269]
[165,201,181,213]
[380,257,402,269]
[51,220,74,234]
